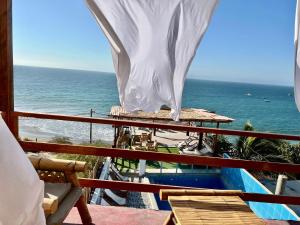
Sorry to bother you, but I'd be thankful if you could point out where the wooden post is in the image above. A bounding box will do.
[213,122,220,152]
[275,174,288,195]
[113,126,117,147]
[0,0,15,135]
[197,132,203,150]
[89,109,95,144]
[197,122,203,150]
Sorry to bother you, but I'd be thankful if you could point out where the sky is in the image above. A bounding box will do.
[13,0,297,86]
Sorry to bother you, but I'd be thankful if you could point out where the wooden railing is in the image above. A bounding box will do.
[20,141,300,174]
[14,111,300,140]
[14,111,300,206]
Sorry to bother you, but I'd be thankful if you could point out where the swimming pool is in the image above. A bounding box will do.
[148,170,299,221]
[148,173,225,210]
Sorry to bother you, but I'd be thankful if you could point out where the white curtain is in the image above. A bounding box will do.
[0,117,45,225]
[86,0,218,120]
[295,0,300,111]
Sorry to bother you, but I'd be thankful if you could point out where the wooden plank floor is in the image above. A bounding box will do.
[169,195,266,225]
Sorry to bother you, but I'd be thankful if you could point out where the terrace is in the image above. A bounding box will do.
[1,1,300,224]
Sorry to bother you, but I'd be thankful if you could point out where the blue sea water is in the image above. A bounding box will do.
[14,65,300,142]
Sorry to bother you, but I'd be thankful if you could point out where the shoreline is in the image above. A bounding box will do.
[19,123,114,145]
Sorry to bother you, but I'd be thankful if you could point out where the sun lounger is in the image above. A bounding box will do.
[177,137,197,149]
[103,189,126,206]
[182,140,198,151]
[110,163,129,182]
[100,198,110,206]
[106,178,128,198]
[101,191,126,206]
[100,197,116,206]
[181,148,201,155]
[199,143,214,156]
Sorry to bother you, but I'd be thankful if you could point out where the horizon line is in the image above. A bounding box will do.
[14,64,294,88]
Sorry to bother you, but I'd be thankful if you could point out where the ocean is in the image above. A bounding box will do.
[14,65,300,143]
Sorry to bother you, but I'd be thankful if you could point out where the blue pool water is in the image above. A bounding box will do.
[148,174,226,210]
[148,172,299,221]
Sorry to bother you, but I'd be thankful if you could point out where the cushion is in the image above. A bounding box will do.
[44,183,71,204]
[46,187,82,225]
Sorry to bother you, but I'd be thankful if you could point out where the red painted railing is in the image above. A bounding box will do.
[14,111,300,205]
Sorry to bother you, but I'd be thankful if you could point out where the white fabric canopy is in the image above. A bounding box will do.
[295,0,300,111]
[0,117,45,225]
[86,0,218,120]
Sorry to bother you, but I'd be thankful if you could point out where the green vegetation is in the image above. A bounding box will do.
[206,134,235,156]
[215,121,300,179]
[23,137,34,141]
[48,137,109,178]
[285,143,300,164]
[206,121,299,166]
[79,139,111,148]
[38,126,300,178]
[234,121,292,163]
[49,136,72,144]
[115,146,200,172]
[158,146,179,154]
[115,157,193,173]
[115,146,179,172]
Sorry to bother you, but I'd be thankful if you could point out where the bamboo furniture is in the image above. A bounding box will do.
[160,189,266,225]
[28,155,92,225]
[116,129,130,148]
[131,134,142,146]
[145,140,158,152]
[131,133,157,151]
[141,132,152,142]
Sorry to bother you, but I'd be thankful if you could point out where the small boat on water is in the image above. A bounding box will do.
[264,98,270,102]
[245,93,252,96]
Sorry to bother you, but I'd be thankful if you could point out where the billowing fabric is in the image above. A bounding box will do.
[295,0,300,111]
[0,117,45,225]
[86,0,218,120]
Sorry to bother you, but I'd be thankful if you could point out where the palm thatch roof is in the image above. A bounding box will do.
[109,106,234,123]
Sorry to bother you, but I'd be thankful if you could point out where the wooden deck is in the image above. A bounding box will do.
[63,205,300,225]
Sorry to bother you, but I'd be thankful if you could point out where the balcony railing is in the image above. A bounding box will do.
[13,111,300,206]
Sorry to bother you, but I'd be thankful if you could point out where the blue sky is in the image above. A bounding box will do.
[13,0,297,86]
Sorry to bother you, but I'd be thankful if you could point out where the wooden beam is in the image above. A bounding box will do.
[79,178,196,193]
[0,0,14,132]
[20,141,300,174]
[78,179,300,205]
[159,189,243,200]
[14,111,300,141]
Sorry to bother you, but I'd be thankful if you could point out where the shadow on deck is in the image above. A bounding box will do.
[64,205,170,225]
